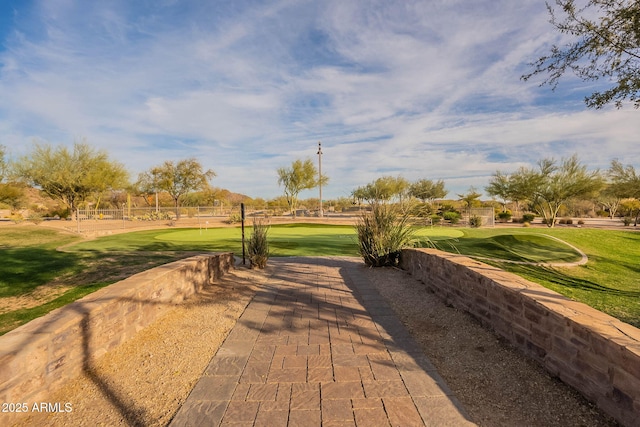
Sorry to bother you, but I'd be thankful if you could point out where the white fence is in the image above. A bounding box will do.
[74,206,236,234]
[465,207,495,227]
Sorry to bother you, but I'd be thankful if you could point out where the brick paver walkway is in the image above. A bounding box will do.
[170,257,475,426]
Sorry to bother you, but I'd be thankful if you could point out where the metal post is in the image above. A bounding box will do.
[241,203,246,265]
[317,141,323,217]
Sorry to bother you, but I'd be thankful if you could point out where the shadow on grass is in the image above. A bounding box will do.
[0,251,191,335]
[499,263,640,298]
[0,247,82,297]
[449,235,582,263]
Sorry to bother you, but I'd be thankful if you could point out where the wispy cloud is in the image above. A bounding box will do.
[0,0,638,199]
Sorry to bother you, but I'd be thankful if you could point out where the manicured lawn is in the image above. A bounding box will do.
[0,226,191,335]
[435,227,640,328]
[432,231,583,263]
[67,223,466,257]
[0,228,83,298]
[1,224,639,334]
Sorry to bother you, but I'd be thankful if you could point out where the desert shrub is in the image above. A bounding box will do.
[622,217,633,226]
[46,208,70,219]
[541,217,556,226]
[443,211,460,224]
[9,213,23,223]
[577,219,585,225]
[411,202,433,218]
[522,221,531,228]
[497,211,512,222]
[522,213,535,223]
[225,213,242,224]
[247,219,269,268]
[429,214,441,225]
[27,213,43,224]
[355,203,415,267]
[469,215,482,228]
[133,211,172,221]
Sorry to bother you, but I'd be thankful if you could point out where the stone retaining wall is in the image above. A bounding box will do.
[400,248,640,427]
[0,252,234,418]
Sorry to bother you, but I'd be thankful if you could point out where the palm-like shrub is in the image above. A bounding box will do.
[355,203,416,267]
[247,218,269,268]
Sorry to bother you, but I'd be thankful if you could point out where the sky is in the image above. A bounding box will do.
[0,0,638,201]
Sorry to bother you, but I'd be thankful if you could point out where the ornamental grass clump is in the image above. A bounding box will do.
[355,203,416,267]
[247,218,269,269]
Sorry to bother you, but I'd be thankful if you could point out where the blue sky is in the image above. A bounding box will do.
[1,0,638,200]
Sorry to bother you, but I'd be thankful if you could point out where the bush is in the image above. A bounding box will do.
[522,213,535,223]
[497,211,512,222]
[9,213,23,223]
[622,217,633,226]
[225,213,242,224]
[27,213,43,224]
[133,211,172,221]
[443,211,460,224]
[522,221,531,228]
[355,203,415,267]
[541,217,555,226]
[429,214,441,225]
[577,220,585,225]
[247,219,269,269]
[469,215,482,228]
[46,208,71,219]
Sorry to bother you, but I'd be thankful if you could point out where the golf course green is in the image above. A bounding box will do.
[69,224,467,257]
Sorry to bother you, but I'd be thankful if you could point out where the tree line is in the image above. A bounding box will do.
[0,141,217,219]
[350,155,640,228]
[0,142,335,220]
[484,155,640,227]
[2,142,640,227]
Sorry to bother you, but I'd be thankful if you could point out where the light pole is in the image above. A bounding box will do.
[317,141,323,217]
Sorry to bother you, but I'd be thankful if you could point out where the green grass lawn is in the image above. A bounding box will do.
[0,228,82,298]
[1,224,639,334]
[432,231,583,263]
[434,227,640,327]
[66,223,465,257]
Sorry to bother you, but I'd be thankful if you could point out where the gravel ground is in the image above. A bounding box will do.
[15,258,618,427]
[359,264,618,427]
